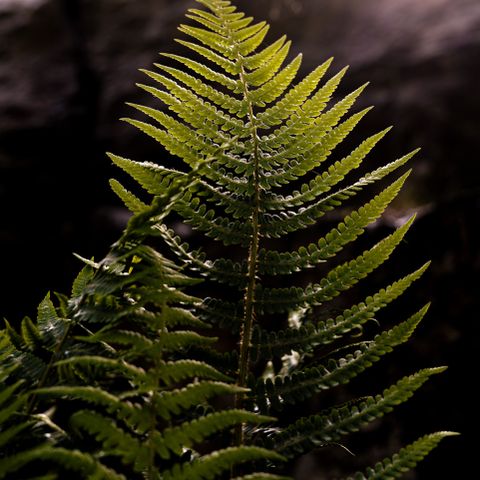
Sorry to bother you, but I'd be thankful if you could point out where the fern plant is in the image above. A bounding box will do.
[1,177,287,479]
[0,0,456,478]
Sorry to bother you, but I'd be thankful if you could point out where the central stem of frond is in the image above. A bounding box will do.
[235,53,262,444]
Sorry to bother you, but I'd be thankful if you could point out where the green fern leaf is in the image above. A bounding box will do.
[154,381,247,420]
[253,263,430,360]
[232,475,291,480]
[274,367,446,458]
[20,316,45,351]
[155,63,245,114]
[54,356,146,383]
[244,35,288,70]
[71,264,95,298]
[255,304,430,409]
[0,2,452,478]
[237,24,270,56]
[161,53,238,91]
[162,446,284,480]
[245,41,291,87]
[250,54,302,106]
[154,409,275,458]
[256,215,415,314]
[342,432,459,480]
[0,447,124,480]
[176,39,238,74]
[177,24,231,57]
[70,410,145,468]
[259,172,409,275]
[257,58,333,128]
[157,360,232,384]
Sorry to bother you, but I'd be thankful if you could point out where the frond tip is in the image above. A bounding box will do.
[341,432,459,479]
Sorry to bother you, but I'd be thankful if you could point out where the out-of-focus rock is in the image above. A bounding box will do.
[240,0,480,202]
[242,0,480,67]
[79,0,194,142]
[1,0,479,158]
[0,0,77,136]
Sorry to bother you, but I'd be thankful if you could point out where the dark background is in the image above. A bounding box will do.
[1,0,478,478]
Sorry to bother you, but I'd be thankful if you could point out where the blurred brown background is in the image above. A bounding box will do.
[1,0,478,478]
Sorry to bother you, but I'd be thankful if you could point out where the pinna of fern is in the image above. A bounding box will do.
[107,0,457,477]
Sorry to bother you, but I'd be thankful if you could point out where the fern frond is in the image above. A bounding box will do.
[0,2,451,478]
[237,24,270,56]
[341,432,459,480]
[234,21,268,43]
[199,297,243,330]
[162,446,284,480]
[161,53,239,91]
[137,72,246,134]
[71,410,144,466]
[232,475,291,480]
[273,367,447,458]
[154,381,247,420]
[157,225,248,287]
[0,447,124,480]
[262,80,365,154]
[249,54,303,106]
[258,171,408,275]
[245,40,291,87]
[155,63,245,114]
[109,179,147,214]
[161,330,218,350]
[176,200,252,246]
[264,127,392,213]
[255,304,429,410]
[54,356,146,382]
[257,58,333,128]
[244,35,288,70]
[34,386,136,418]
[258,107,372,189]
[122,118,203,168]
[20,316,45,351]
[154,409,274,458]
[256,215,415,314]
[263,149,418,214]
[253,263,430,359]
[157,360,232,384]
[37,293,67,349]
[185,11,230,36]
[176,39,239,74]
[177,24,232,58]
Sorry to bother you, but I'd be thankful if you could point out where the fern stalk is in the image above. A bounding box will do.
[233,24,263,446]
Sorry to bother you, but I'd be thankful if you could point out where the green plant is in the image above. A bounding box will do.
[0,0,456,478]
